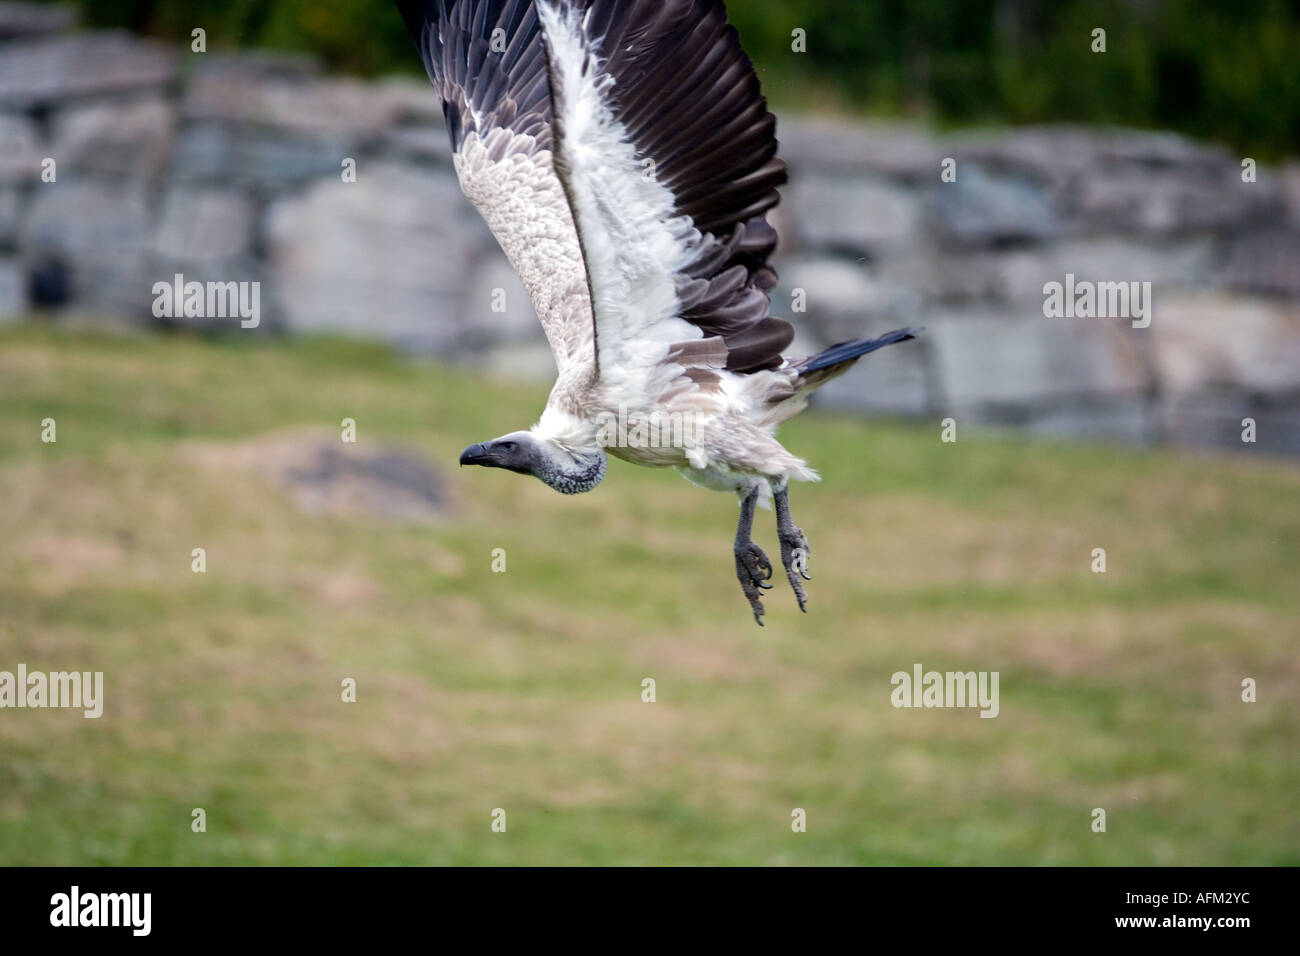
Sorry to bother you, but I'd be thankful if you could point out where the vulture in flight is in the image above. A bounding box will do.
[395,0,919,624]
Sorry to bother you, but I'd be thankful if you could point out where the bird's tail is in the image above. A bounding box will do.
[800,328,921,375]
[792,327,922,394]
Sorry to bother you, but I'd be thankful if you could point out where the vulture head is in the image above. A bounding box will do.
[459,431,607,495]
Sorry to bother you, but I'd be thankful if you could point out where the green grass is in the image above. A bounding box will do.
[1,323,1297,865]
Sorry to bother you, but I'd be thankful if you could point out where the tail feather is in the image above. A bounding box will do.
[758,327,922,425]
[800,328,921,375]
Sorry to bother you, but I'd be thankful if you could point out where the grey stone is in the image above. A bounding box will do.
[265,162,487,356]
[187,49,322,80]
[1071,166,1280,236]
[1150,293,1300,396]
[0,185,21,247]
[780,117,940,181]
[1222,230,1300,300]
[177,72,388,192]
[878,236,1217,307]
[20,180,154,314]
[21,179,151,255]
[790,174,922,256]
[929,163,1059,247]
[0,2,78,40]
[380,124,454,167]
[170,123,347,191]
[0,32,176,109]
[462,255,549,353]
[999,237,1217,300]
[1092,128,1233,169]
[372,76,447,126]
[928,309,1148,411]
[0,255,23,321]
[0,112,41,183]
[943,126,1278,237]
[49,96,175,181]
[942,126,1103,191]
[945,126,1229,191]
[183,72,406,142]
[871,240,1008,305]
[152,187,255,263]
[776,257,922,344]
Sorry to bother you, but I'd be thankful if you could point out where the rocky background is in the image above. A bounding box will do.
[2,5,1297,455]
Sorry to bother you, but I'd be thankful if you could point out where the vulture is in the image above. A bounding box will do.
[395,0,920,624]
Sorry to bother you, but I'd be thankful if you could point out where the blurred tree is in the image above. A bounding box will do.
[36,0,1300,156]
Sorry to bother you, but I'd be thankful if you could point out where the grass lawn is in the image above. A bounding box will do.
[0,323,1296,865]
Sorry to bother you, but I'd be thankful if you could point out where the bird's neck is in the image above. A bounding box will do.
[531,406,606,494]
[539,448,607,495]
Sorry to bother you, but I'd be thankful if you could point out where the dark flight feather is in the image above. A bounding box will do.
[395,0,553,154]
[555,0,793,372]
[397,0,795,375]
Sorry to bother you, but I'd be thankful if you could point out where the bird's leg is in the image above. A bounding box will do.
[734,481,773,626]
[773,480,811,613]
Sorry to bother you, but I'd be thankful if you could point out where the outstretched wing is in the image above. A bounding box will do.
[398,0,793,408]
[536,0,793,395]
[395,0,596,382]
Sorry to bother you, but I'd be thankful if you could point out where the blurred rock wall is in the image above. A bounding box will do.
[1,6,1297,454]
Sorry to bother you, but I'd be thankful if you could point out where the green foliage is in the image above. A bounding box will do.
[43,0,1298,154]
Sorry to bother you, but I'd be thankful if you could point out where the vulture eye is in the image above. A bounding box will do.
[500,441,517,451]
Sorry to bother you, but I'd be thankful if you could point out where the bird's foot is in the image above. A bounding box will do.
[779,525,811,613]
[734,540,773,626]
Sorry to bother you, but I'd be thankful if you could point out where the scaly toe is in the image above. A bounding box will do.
[779,528,812,610]
[735,542,774,625]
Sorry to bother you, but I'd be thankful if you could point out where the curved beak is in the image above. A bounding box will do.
[459,442,490,467]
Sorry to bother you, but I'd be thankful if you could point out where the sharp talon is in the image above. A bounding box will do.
[776,524,812,615]
[735,536,773,625]
[736,486,782,625]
